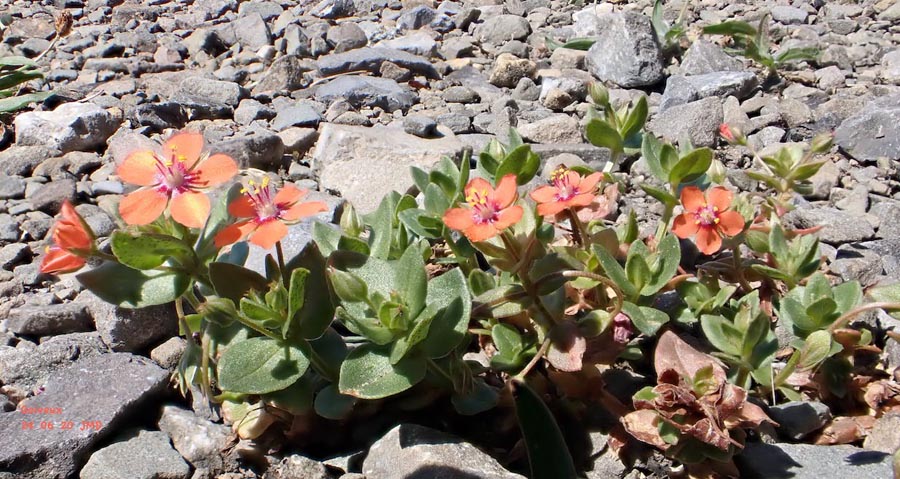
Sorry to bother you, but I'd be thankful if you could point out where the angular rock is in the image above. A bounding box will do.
[488,53,536,88]
[150,337,186,370]
[78,291,177,353]
[316,76,417,112]
[403,115,438,138]
[784,207,876,244]
[0,176,26,200]
[253,55,315,94]
[660,72,758,111]
[6,303,93,337]
[80,430,190,479]
[28,179,77,214]
[14,103,118,154]
[517,115,582,144]
[771,5,809,24]
[0,332,107,392]
[585,13,665,88]
[362,424,524,479]
[272,104,323,131]
[736,442,891,479]
[158,405,233,473]
[863,413,900,453]
[0,353,168,479]
[376,32,438,57]
[648,97,723,147]
[767,401,831,440]
[0,145,60,177]
[216,131,286,168]
[316,47,438,78]
[233,13,271,50]
[313,123,467,213]
[178,76,243,108]
[265,455,331,479]
[326,23,368,53]
[475,15,531,45]
[835,95,900,162]
[680,40,745,75]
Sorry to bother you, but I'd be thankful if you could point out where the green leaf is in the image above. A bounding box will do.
[452,378,500,415]
[423,183,450,216]
[196,183,242,260]
[669,148,713,185]
[410,166,430,193]
[366,192,399,260]
[641,134,668,182]
[76,262,190,308]
[0,90,54,113]
[396,244,428,318]
[832,281,861,315]
[284,243,335,340]
[621,96,648,141]
[640,184,679,207]
[492,323,525,356]
[286,268,309,338]
[314,384,357,420]
[806,297,838,329]
[265,376,314,415]
[592,244,638,299]
[799,330,835,370]
[586,119,623,154]
[625,253,651,294]
[868,283,900,319]
[0,70,43,91]
[390,304,439,364]
[217,337,309,395]
[467,269,495,296]
[643,234,681,296]
[701,314,742,357]
[110,231,195,271]
[637,305,670,336]
[473,284,531,319]
[338,343,426,399]
[579,309,613,337]
[775,47,818,64]
[209,261,269,304]
[495,144,540,186]
[702,21,757,37]
[420,268,471,358]
[512,379,578,479]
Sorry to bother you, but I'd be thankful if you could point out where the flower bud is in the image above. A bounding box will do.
[55,11,73,38]
[612,312,635,344]
[809,131,833,154]
[718,124,746,146]
[328,268,368,303]
[340,203,364,238]
[198,297,238,326]
[589,82,609,106]
[707,159,727,185]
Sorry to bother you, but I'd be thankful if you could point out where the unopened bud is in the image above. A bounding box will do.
[718,124,746,146]
[612,312,635,344]
[809,131,833,154]
[340,203,364,238]
[707,159,727,184]
[55,11,73,38]
[589,82,609,106]
[198,297,238,326]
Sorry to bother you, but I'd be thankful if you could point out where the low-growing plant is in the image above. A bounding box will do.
[38,113,900,477]
[0,11,71,113]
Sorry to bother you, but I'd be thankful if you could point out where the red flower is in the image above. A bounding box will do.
[40,200,93,274]
[117,131,238,228]
[719,124,745,145]
[672,186,745,255]
[214,178,327,250]
[530,166,603,216]
[443,175,523,242]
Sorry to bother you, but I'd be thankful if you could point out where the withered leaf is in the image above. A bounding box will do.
[654,330,726,385]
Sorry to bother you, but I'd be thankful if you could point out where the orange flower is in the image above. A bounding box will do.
[672,186,745,255]
[214,178,328,250]
[40,200,94,274]
[117,131,238,229]
[530,166,603,216]
[443,174,523,242]
[719,123,746,146]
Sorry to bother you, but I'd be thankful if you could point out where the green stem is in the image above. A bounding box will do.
[731,244,753,292]
[441,228,474,276]
[513,336,552,381]
[654,201,674,246]
[302,340,338,382]
[734,366,750,389]
[426,357,454,385]
[275,241,287,284]
[773,349,801,390]
[827,302,900,333]
[566,208,585,246]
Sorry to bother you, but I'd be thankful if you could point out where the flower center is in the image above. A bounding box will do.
[243,177,285,223]
[551,166,578,201]
[155,154,201,194]
[466,189,499,225]
[694,204,720,227]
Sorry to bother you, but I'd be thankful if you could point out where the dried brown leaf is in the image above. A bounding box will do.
[654,330,726,384]
[621,410,670,450]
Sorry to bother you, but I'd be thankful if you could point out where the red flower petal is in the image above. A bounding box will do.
[250,220,288,250]
[537,201,568,216]
[163,131,204,167]
[530,185,558,204]
[695,226,722,255]
[717,210,745,237]
[117,150,160,187]
[282,201,327,221]
[443,207,475,231]
[170,191,210,229]
[680,186,705,212]
[195,153,238,187]
[671,213,700,239]
[493,205,523,230]
[493,174,518,208]
[464,222,497,242]
[465,177,494,199]
[578,172,603,194]
[228,195,256,218]
[214,220,256,248]
[40,247,85,274]
[119,188,168,225]
[274,184,307,205]
[708,186,733,212]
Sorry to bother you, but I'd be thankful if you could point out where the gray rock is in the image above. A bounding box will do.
[660,72,758,111]
[475,15,531,45]
[327,23,368,53]
[835,95,900,162]
[264,455,332,479]
[872,200,900,240]
[316,76,417,112]
[784,207,876,244]
[0,146,60,177]
[767,401,831,440]
[0,243,29,270]
[398,6,436,31]
[278,127,318,155]
[14,103,118,154]
[488,53,536,88]
[517,115,582,144]
[403,115,439,138]
[512,77,541,101]
[648,97,723,147]
[863,413,900,453]
[851,239,900,281]
[178,77,243,108]
[376,32,438,57]
[78,291,177,353]
[0,176,26,200]
[316,47,438,78]
[771,5,808,24]
[0,353,168,479]
[311,0,355,19]
[158,405,233,473]
[6,303,93,337]
[680,40,744,75]
[442,86,480,104]
[362,424,524,479]
[28,179,77,214]
[233,13,271,50]
[150,337,186,370]
[0,332,107,392]
[736,442,892,479]
[253,55,316,94]
[80,430,190,479]
[272,104,323,131]
[216,131,286,168]
[313,123,467,213]
[584,12,665,88]
[830,243,883,286]
[234,99,276,126]
[586,432,627,479]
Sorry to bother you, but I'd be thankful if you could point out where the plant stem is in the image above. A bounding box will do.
[426,357,455,385]
[559,270,625,319]
[302,340,338,382]
[275,241,287,284]
[731,245,753,292]
[773,349,801,390]
[513,336,552,381]
[566,208,585,246]
[654,202,674,246]
[827,302,900,333]
[441,228,474,276]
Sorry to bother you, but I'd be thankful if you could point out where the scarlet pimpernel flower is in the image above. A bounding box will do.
[672,186,745,255]
[214,177,328,250]
[40,200,94,274]
[117,130,238,228]
[530,166,603,216]
[443,174,523,242]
